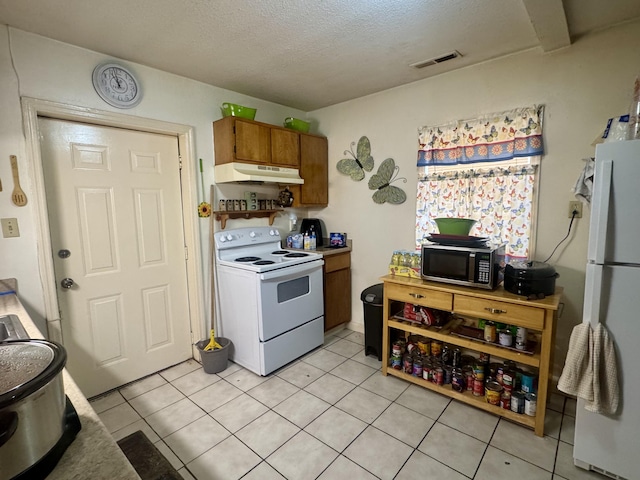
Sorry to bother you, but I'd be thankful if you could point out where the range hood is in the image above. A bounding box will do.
[214,162,304,184]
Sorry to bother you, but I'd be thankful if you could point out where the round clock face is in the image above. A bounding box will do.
[92,62,142,108]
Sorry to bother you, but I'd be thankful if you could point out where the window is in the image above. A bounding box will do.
[416,106,543,262]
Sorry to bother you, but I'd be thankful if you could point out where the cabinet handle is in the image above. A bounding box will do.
[485,307,507,314]
[409,293,425,299]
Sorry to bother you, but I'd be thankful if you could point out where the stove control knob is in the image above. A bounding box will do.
[226,234,233,241]
[249,231,256,238]
[270,230,278,236]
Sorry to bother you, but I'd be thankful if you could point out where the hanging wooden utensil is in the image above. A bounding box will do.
[9,155,27,206]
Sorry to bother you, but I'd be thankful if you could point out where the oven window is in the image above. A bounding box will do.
[277,276,310,303]
[428,252,468,280]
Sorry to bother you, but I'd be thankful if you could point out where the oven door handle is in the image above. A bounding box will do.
[259,259,324,281]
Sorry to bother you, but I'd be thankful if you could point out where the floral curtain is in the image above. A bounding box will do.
[416,165,538,261]
[417,106,544,167]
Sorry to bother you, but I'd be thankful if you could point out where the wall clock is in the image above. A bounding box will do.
[92,62,142,108]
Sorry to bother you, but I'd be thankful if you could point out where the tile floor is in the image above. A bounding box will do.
[91,329,607,480]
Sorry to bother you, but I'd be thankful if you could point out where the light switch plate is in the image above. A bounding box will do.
[1,218,20,238]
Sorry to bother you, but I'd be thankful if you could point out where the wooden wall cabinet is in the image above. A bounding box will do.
[289,133,328,207]
[213,116,300,168]
[323,251,351,331]
[381,275,562,436]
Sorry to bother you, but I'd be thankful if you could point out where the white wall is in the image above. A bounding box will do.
[0,27,307,334]
[309,20,640,378]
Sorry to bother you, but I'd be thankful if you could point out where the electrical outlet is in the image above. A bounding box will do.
[1,218,20,237]
[568,201,583,218]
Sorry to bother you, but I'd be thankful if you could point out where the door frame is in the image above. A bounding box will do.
[21,97,204,355]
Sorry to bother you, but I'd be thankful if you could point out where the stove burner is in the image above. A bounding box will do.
[254,260,275,265]
[271,250,290,255]
[235,256,261,262]
[284,252,309,258]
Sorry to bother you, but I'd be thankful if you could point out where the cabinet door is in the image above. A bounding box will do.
[271,128,300,167]
[324,266,351,331]
[235,120,271,164]
[292,134,328,207]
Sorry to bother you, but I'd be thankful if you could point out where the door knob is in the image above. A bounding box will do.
[60,278,75,289]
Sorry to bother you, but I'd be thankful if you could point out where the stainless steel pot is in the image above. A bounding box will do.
[0,340,78,480]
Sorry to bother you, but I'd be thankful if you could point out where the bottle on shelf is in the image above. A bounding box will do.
[309,225,317,250]
[303,230,311,250]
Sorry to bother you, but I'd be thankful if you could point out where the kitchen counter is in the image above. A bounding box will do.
[284,238,352,256]
[0,279,140,480]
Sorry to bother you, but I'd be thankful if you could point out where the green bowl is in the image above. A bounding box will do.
[284,117,310,133]
[434,218,476,236]
[221,103,257,120]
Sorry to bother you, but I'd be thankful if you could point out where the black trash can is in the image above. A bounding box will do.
[361,283,384,360]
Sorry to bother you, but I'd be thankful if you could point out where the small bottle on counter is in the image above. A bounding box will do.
[303,231,310,250]
[309,226,317,250]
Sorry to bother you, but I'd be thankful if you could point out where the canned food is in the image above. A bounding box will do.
[502,370,514,393]
[498,329,513,347]
[463,366,474,391]
[433,367,444,386]
[390,355,402,370]
[484,321,496,342]
[495,365,504,385]
[452,348,461,368]
[422,361,432,381]
[473,362,485,381]
[403,354,413,374]
[521,371,537,393]
[430,340,442,358]
[516,326,528,344]
[412,356,423,377]
[511,391,525,414]
[515,341,527,351]
[472,378,485,396]
[392,341,404,357]
[443,365,453,385]
[416,337,431,356]
[525,393,537,416]
[441,344,451,365]
[500,391,511,410]
[451,368,465,392]
[485,381,503,405]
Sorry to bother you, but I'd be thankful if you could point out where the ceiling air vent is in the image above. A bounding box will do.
[410,50,461,69]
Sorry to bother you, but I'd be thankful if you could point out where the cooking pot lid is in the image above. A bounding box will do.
[0,340,66,407]
[506,261,557,279]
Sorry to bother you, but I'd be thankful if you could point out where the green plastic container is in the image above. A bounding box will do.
[221,103,257,120]
[284,117,310,133]
[434,218,476,236]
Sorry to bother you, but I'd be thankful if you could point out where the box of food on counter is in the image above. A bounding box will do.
[388,265,421,278]
[329,232,347,247]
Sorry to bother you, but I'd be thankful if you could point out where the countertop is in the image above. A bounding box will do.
[284,238,352,257]
[0,279,140,480]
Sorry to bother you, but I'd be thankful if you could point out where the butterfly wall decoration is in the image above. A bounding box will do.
[336,136,374,181]
[368,158,407,205]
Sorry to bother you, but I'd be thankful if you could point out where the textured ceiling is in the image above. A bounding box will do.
[1,0,639,111]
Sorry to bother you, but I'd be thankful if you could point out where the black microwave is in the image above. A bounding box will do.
[421,243,505,290]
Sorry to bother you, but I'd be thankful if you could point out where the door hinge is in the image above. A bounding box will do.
[184,246,188,260]
[179,155,183,170]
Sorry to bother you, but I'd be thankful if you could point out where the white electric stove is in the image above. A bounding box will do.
[214,227,325,375]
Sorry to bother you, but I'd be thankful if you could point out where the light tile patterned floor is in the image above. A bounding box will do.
[91,329,606,480]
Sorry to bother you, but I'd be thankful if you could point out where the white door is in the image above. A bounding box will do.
[39,118,192,397]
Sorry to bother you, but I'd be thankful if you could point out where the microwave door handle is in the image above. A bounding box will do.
[468,253,476,282]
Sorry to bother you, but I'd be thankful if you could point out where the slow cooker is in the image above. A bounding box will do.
[504,261,559,297]
[0,340,81,480]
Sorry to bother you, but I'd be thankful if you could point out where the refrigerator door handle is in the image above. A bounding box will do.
[588,159,613,264]
[583,263,603,327]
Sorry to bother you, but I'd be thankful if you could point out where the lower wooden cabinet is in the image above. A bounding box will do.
[323,251,351,331]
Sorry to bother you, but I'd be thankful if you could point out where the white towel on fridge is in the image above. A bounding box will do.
[572,157,595,204]
[558,322,620,415]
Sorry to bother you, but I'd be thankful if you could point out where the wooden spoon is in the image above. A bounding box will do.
[9,155,27,206]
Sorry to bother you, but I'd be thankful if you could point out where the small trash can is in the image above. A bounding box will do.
[361,283,384,360]
[195,337,232,374]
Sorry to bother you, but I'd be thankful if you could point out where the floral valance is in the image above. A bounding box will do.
[417,105,544,167]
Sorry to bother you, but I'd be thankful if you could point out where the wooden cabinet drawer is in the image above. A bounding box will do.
[454,295,544,330]
[386,283,452,311]
[324,252,350,273]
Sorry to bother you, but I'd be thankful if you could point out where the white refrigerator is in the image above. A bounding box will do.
[573,139,640,479]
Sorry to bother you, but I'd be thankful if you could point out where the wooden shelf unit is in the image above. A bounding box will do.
[381,274,562,436]
[214,209,281,229]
